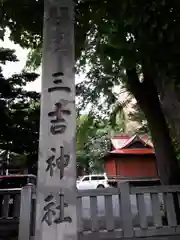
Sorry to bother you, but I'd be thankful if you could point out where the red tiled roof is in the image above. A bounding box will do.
[104,148,154,159]
[111,135,130,149]
[103,135,155,159]
[110,135,153,149]
[109,148,154,155]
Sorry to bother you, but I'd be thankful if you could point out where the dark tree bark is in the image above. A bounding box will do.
[155,76,180,146]
[126,68,180,185]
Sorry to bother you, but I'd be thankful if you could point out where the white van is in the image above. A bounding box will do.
[76,174,109,190]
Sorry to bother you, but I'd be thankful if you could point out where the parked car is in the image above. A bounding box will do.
[76,174,110,190]
[0,174,36,189]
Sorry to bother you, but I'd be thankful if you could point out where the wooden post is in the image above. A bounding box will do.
[35,1,77,240]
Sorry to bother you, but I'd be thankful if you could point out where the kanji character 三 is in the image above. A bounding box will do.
[48,72,71,93]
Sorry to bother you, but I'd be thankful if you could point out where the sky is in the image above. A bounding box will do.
[0,30,137,132]
[0,30,41,91]
[0,29,130,111]
[0,29,85,93]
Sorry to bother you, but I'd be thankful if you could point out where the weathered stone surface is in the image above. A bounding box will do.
[35,1,77,240]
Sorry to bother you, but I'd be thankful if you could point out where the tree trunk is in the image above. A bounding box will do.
[35,1,77,240]
[155,76,180,146]
[148,74,180,224]
[126,68,180,185]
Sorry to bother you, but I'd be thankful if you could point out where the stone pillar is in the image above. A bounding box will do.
[35,1,77,240]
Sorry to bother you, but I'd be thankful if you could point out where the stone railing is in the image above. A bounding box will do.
[1,182,180,240]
